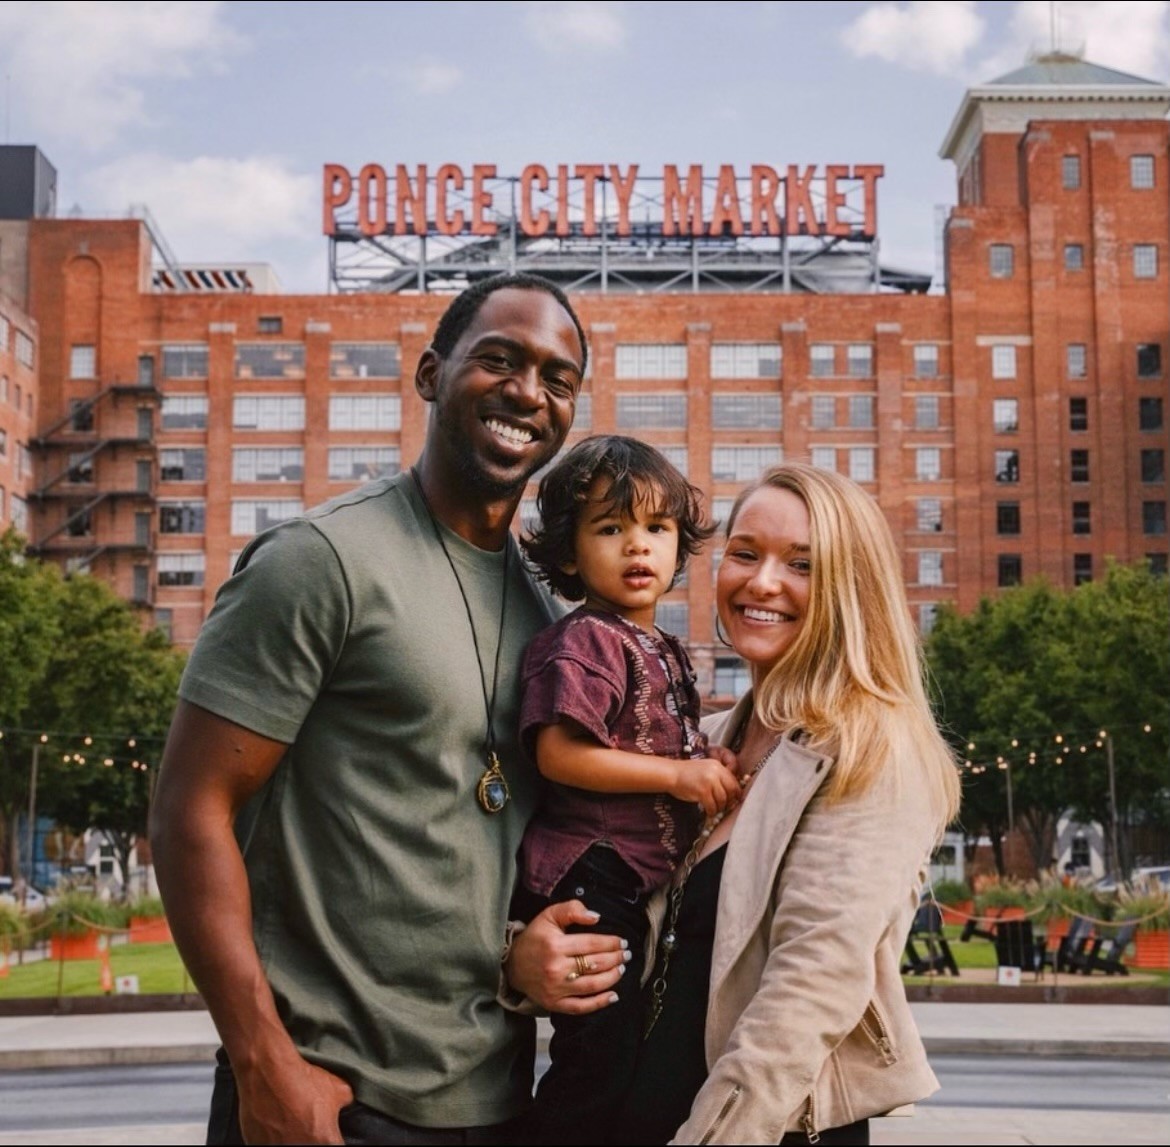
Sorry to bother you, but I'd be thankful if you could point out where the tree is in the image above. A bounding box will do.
[926,563,1169,876]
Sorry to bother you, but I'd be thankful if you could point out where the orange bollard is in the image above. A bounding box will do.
[0,942,9,979]
[98,935,113,994]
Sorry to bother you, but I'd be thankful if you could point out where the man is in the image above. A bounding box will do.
[151,275,627,1146]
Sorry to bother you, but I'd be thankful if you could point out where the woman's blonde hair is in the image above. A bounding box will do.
[724,463,960,830]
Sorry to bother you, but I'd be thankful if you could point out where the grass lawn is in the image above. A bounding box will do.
[0,942,195,999]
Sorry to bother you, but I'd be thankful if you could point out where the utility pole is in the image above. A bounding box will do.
[1105,733,1121,880]
[24,741,40,903]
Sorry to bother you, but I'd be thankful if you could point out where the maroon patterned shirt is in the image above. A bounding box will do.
[517,608,708,897]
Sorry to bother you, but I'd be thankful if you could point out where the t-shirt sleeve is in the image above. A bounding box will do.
[518,622,629,760]
[178,520,351,744]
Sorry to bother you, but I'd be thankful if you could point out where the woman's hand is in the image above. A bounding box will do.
[504,901,631,1014]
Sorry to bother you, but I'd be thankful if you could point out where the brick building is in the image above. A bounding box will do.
[0,55,1165,702]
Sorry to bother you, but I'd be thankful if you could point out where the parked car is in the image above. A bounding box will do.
[1095,866,1170,895]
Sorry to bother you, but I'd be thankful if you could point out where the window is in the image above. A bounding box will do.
[232,448,305,482]
[916,447,941,481]
[998,554,1022,587]
[711,393,782,429]
[14,331,33,368]
[328,394,400,430]
[0,313,7,351]
[809,344,834,378]
[714,657,751,697]
[328,446,401,482]
[658,446,689,477]
[918,551,943,587]
[233,395,305,431]
[995,450,1019,484]
[913,345,939,379]
[915,395,940,431]
[0,376,6,402]
[1072,501,1091,535]
[615,394,686,429]
[991,345,1017,379]
[0,485,4,520]
[1134,245,1158,279]
[614,344,686,379]
[1149,553,1169,576]
[159,448,206,482]
[919,603,939,635]
[1140,397,1164,430]
[162,344,209,378]
[917,498,942,532]
[810,447,836,472]
[846,344,873,378]
[810,395,835,430]
[66,451,93,484]
[157,553,205,588]
[996,502,1021,535]
[70,345,96,379]
[1131,155,1155,190]
[159,501,205,534]
[655,601,689,639]
[330,342,401,379]
[162,395,209,431]
[989,244,1014,278]
[1069,397,1088,432]
[1071,449,1089,483]
[711,446,781,483]
[234,343,305,379]
[10,495,27,532]
[1141,449,1165,484]
[710,343,781,379]
[849,447,875,483]
[257,316,283,335]
[1073,553,1093,586]
[0,428,6,457]
[231,499,303,536]
[1064,244,1084,271]
[17,444,31,478]
[574,391,593,431]
[1067,344,1087,379]
[518,498,541,535]
[1143,502,1166,535]
[1061,155,1081,190]
[849,394,875,429]
[993,398,1019,434]
[1137,344,1162,378]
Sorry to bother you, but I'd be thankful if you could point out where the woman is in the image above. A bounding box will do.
[613,463,962,1145]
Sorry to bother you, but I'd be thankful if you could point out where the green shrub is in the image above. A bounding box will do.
[1025,874,1107,924]
[48,890,130,937]
[974,877,1029,912]
[931,878,972,904]
[1116,886,1170,933]
[128,895,166,920]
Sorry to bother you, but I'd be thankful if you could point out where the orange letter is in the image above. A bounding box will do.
[853,164,884,237]
[708,164,744,236]
[662,164,704,237]
[555,164,571,238]
[435,164,465,235]
[357,164,387,237]
[749,165,780,235]
[395,164,428,237]
[785,165,819,237]
[471,164,498,236]
[608,164,639,237]
[576,164,604,236]
[823,164,850,237]
[520,164,550,237]
[322,164,353,234]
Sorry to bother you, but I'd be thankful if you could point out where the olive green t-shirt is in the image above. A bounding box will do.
[178,472,559,1127]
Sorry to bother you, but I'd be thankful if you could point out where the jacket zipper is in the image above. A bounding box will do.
[859,1002,898,1065]
[698,1085,742,1145]
[802,1092,821,1144]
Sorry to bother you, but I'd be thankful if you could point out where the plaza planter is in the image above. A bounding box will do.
[129,916,172,944]
[1130,929,1170,971]
[938,899,974,926]
[49,930,100,961]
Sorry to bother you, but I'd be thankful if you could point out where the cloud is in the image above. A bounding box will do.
[979,1,1170,82]
[84,154,317,260]
[524,2,627,52]
[0,2,241,150]
[841,1,985,76]
[402,58,463,95]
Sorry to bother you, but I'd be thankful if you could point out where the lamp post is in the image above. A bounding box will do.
[24,738,43,903]
[1103,730,1121,880]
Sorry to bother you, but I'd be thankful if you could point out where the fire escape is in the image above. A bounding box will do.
[28,356,161,605]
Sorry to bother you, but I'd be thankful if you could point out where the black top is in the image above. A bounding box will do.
[611,845,727,1145]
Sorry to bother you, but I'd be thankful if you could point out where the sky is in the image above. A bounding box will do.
[1,1,1167,293]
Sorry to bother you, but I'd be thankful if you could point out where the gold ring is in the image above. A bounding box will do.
[575,955,593,976]
[565,970,581,983]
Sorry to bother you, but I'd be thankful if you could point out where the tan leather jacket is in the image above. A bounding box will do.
[649,694,941,1144]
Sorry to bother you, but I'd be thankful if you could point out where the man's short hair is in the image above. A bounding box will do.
[431,273,588,375]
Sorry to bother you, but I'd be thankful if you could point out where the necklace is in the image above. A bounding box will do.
[644,713,780,1037]
[411,468,512,815]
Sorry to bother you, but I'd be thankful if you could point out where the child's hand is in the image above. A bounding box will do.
[706,744,741,780]
[670,757,742,817]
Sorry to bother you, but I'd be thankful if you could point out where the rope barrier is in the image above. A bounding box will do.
[926,890,1169,929]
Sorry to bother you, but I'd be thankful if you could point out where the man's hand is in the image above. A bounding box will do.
[236,1052,354,1145]
[669,756,742,816]
[505,901,630,1015]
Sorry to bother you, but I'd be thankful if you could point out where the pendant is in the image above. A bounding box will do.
[477,752,510,814]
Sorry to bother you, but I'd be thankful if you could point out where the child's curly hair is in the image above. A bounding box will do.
[522,435,715,601]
